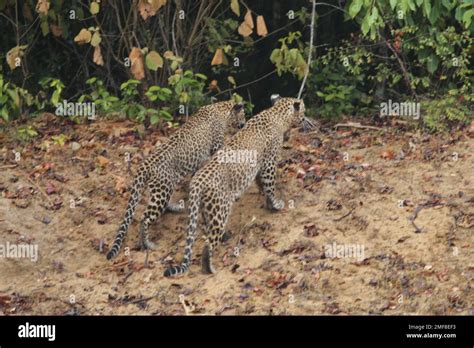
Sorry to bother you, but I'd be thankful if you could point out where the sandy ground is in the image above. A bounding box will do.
[0,115,473,315]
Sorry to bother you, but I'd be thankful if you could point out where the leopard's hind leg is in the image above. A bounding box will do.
[139,175,174,250]
[201,196,231,274]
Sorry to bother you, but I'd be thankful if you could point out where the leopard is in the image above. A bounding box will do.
[106,100,246,260]
[164,96,305,276]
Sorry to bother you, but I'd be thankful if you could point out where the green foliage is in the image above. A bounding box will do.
[168,70,207,107]
[39,77,65,106]
[78,77,120,114]
[0,74,37,122]
[270,32,307,79]
[421,90,473,132]
[16,125,38,141]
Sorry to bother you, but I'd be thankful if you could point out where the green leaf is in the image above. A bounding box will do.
[428,2,440,23]
[90,1,100,15]
[195,73,207,80]
[90,32,101,47]
[150,114,160,125]
[463,8,474,28]
[230,0,240,16]
[348,0,363,18]
[427,54,439,74]
[145,51,163,71]
[40,19,49,36]
[441,0,456,10]
[390,0,397,10]
[361,15,370,35]
[423,0,431,17]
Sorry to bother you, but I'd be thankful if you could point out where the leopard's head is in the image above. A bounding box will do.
[270,95,305,128]
[210,100,246,129]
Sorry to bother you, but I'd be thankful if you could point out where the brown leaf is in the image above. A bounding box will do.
[256,16,268,36]
[129,47,145,80]
[115,176,127,194]
[244,10,254,29]
[74,28,92,45]
[35,0,50,15]
[45,181,58,195]
[138,0,166,20]
[208,79,218,91]
[211,48,223,66]
[96,155,109,168]
[238,21,253,37]
[380,150,395,160]
[93,45,104,66]
[6,46,25,70]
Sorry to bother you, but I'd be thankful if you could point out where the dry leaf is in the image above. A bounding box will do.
[74,28,92,44]
[209,80,218,91]
[6,46,26,70]
[211,48,224,66]
[145,50,163,71]
[256,15,268,36]
[238,21,252,37]
[35,0,50,15]
[93,45,104,66]
[96,155,109,167]
[138,0,166,20]
[244,10,254,28]
[151,0,167,11]
[114,176,127,194]
[230,0,240,16]
[129,47,145,80]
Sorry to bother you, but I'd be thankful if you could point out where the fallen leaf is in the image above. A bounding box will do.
[115,176,127,194]
[45,181,58,195]
[96,155,109,167]
[380,150,395,160]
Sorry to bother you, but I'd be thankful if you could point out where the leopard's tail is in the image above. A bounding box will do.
[163,183,201,277]
[106,165,150,260]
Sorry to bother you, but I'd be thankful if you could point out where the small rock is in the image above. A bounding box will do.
[70,142,81,151]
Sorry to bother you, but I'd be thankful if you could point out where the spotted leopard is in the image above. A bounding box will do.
[106,100,245,260]
[164,96,305,276]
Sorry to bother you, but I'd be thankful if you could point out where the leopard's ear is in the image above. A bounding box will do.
[293,101,301,111]
[270,94,281,106]
[233,102,244,111]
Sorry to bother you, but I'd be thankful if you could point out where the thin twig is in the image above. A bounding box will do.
[0,164,18,169]
[334,122,383,131]
[333,208,355,222]
[297,0,317,99]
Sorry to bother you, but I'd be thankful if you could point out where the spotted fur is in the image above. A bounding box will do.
[106,101,245,260]
[164,97,305,276]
